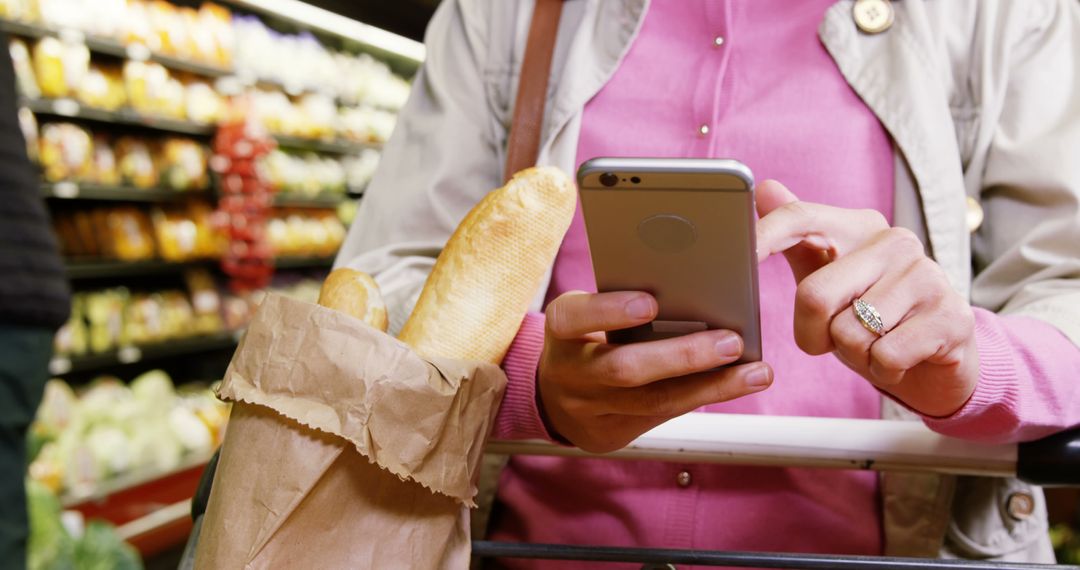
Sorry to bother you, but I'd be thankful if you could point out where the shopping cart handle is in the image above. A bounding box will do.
[1017,427,1080,486]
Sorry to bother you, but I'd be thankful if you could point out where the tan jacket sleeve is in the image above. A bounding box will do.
[970,0,1080,345]
[334,0,503,334]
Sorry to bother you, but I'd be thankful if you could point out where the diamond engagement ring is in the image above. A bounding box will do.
[853,298,886,336]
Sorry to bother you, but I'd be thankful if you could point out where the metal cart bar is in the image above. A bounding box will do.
[471,541,1077,569]
[488,413,1080,485]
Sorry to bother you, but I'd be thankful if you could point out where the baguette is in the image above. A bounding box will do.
[398,166,577,363]
[317,268,389,331]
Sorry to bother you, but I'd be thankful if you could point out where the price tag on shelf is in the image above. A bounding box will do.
[53,182,79,199]
[117,346,142,364]
[125,43,151,62]
[48,357,72,376]
[52,98,80,117]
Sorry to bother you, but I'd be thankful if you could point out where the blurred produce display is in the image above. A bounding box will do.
[261,149,346,197]
[53,269,225,356]
[0,0,234,67]
[28,479,143,570]
[232,14,409,109]
[267,210,346,258]
[4,0,409,141]
[27,371,228,497]
[10,36,228,123]
[243,88,395,143]
[52,201,222,261]
[38,121,209,189]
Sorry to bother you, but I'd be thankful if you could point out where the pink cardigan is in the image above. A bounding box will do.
[486,1,1080,565]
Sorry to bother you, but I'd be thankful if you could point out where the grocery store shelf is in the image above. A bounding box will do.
[274,255,336,269]
[63,450,215,508]
[222,0,424,69]
[0,18,233,78]
[65,451,211,558]
[65,258,214,279]
[273,192,347,208]
[48,330,241,376]
[23,98,215,136]
[273,133,379,154]
[42,182,210,202]
[252,76,400,113]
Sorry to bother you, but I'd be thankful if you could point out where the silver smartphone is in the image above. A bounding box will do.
[578,157,762,363]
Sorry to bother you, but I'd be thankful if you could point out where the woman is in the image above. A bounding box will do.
[337,0,1080,564]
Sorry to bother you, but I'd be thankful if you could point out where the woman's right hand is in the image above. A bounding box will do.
[537,291,774,453]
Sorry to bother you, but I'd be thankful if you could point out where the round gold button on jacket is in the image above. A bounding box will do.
[966,196,984,233]
[1006,492,1036,521]
[853,0,894,34]
[676,470,692,487]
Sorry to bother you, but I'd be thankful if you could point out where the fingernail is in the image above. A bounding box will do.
[625,296,654,319]
[745,364,772,389]
[715,333,741,357]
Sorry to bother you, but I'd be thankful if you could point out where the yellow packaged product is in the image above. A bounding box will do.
[160,75,186,119]
[124,0,157,51]
[184,268,223,334]
[91,134,120,186]
[125,293,165,345]
[198,3,234,67]
[296,94,336,139]
[186,7,214,64]
[39,122,93,182]
[33,37,89,99]
[53,296,88,357]
[266,217,288,256]
[0,0,36,20]
[148,0,184,56]
[160,137,208,190]
[115,136,157,188]
[187,201,223,257]
[105,207,156,260]
[184,80,223,124]
[32,37,68,98]
[124,60,172,116]
[321,213,346,253]
[160,290,196,338]
[85,289,129,353]
[77,64,126,111]
[151,206,198,261]
[175,6,201,60]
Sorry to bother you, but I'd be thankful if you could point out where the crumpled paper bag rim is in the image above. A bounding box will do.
[216,293,507,506]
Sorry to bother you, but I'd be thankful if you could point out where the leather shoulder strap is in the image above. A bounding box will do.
[503,0,563,183]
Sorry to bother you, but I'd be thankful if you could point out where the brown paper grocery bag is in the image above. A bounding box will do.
[194,294,506,569]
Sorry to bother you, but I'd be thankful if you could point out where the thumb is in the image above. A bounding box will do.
[755,179,799,218]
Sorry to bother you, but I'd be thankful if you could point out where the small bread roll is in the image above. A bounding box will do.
[317,268,389,332]
[398,166,577,363]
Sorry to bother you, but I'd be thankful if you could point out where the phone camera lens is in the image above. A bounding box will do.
[599,172,618,187]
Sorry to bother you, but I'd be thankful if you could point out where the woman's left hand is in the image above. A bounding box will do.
[755,180,978,417]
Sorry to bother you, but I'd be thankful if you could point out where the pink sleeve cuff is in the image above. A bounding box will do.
[492,312,560,441]
[922,307,1080,443]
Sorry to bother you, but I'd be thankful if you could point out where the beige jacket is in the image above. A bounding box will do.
[337,0,1080,561]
